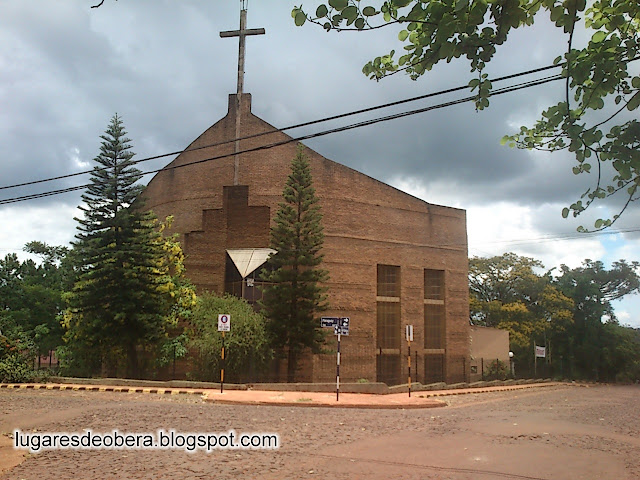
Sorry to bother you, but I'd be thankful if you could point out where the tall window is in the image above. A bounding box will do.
[377,264,401,385]
[377,302,401,349]
[424,269,445,349]
[377,265,401,348]
[424,304,444,349]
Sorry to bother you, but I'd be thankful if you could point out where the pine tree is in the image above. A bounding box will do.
[261,144,329,382]
[66,114,171,378]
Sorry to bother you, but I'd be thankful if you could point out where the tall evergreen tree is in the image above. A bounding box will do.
[261,145,329,382]
[66,114,171,378]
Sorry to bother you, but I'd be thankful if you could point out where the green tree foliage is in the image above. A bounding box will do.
[0,243,71,358]
[260,145,329,382]
[554,259,640,380]
[0,313,38,383]
[64,115,193,378]
[150,217,197,374]
[294,1,640,228]
[469,253,574,370]
[470,252,640,381]
[188,292,273,382]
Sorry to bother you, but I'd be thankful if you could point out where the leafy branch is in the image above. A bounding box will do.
[295,0,640,230]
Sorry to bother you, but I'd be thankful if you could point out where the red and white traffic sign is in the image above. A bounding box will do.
[218,314,231,332]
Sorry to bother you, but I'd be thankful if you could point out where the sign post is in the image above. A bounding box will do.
[406,325,414,397]
[336,332,341,401]
[321,317,350,401]
[218,314,231,393]
[534,344,545,378]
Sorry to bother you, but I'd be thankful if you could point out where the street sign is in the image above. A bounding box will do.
[405,325,414,342]
[322,317,349,335]
[321,317,339,328]
[218,314,231,332]
[334,317,350,336]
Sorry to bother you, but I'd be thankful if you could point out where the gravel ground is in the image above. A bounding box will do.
[1,384,638,479]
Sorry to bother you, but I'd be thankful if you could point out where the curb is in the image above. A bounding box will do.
[203,397,447,409]
[420,382,564,397]
[0,383,206,396]
[0,381,574,409]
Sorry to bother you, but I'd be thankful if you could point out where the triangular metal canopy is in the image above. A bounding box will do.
[227,248,276,279]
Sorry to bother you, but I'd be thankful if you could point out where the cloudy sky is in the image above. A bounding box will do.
[2,0,639,326]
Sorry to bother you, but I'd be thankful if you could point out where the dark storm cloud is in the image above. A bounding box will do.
[3,1,559,201]
[0,0,634,238]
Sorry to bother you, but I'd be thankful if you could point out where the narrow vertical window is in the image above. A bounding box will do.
[424,269,445,382]
[376,264,401,385]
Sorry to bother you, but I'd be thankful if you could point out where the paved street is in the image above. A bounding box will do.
[1,384,638,479]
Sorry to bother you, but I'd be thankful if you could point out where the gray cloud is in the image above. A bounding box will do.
[1,0,637,250]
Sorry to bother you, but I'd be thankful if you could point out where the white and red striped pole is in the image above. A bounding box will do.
[336,333,341,401]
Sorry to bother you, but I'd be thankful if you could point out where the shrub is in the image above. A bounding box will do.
[486,359,509,381]
[188,293,273,383]
[0,353,36,383]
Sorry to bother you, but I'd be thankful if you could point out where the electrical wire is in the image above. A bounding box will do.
[0,63,563,193]
[0,73,563,206]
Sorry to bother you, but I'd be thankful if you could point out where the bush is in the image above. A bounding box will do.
[615,361,640,384]
[0,353,36,383]
[188,293,273,383]
[0,316,39,383]
[486,359,509,380]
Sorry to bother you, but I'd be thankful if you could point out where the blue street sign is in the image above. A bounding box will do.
[321,317,339,328]
[322,317,350,335]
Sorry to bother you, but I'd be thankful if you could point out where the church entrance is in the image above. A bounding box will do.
[224,248,275,306]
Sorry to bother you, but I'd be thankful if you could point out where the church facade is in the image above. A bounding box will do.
[143,93,470,384]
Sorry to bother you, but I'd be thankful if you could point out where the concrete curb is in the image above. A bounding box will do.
[418,382,563,397]
[0,381,574,411]
[0,383,207,396]
[204,397,447,409]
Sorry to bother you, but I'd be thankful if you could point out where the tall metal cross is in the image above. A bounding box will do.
[220,4,265,185]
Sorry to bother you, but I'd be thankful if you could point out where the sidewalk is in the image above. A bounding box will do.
[0,381,566,409]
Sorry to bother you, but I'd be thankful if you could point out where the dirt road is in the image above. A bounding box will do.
[1,384,638,479]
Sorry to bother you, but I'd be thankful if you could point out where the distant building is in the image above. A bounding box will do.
[143,93,470,384]
[469,326,510,381]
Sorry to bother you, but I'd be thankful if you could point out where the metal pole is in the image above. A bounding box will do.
[173,344,176,379]
[408,338,411,398]
[221,331,225,394]
[336,333,341,401]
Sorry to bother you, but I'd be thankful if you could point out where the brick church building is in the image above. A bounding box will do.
[143,93,470,384]
[142,8,470,384]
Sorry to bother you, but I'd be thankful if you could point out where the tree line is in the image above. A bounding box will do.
[470,253,640,382]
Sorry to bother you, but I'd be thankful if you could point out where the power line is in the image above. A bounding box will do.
[2,219,637,256]
[0,73,562,206]
[0,63,563,193]
[471,226,640,248]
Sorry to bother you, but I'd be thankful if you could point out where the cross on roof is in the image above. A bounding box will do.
[220,7,265,95]
[220,4,265,186]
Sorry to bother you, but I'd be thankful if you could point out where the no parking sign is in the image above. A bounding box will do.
[218,314,231,332]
